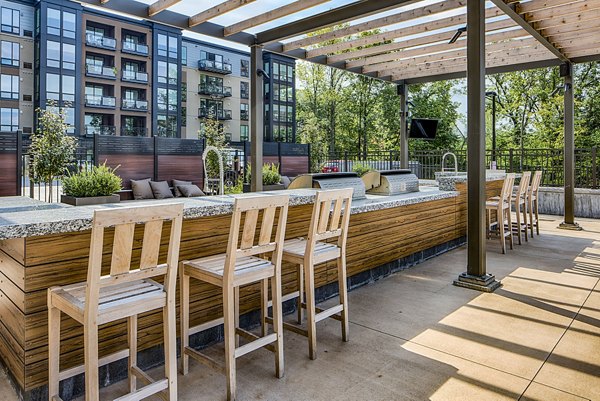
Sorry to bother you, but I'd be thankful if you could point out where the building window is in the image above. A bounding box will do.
[240,103,248,121]
[157,88,177,111]
[1,7,19,35]
[240,125,249,141]
[46,73,60,100]
[168,36,177,58]
[157,34,167,57]
[63,12,76,38]
[47,41,61,68]
[181,46,187,66]
[62,75,75,102]
[47,8,60,36]
[0,75,19,100]
[241,59,249,77]
[181,106,186,127]
[181,82,187,102]
[157,61,178,85]
[0,108,19,131]
[62,43,75,70]
[1,41,19,66]
[240,81,249,99]
[157,114,177,137]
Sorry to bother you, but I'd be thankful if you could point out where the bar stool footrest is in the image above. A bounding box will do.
[57,349,130,381]
[315,305,343,322]
[234,329,277,358]
[130,366,168,401]
[184,346,226,375]
[113,378,168,401]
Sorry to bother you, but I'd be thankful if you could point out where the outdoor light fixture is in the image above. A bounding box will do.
[550,85,565,96]
[256,68,270,80]
[448,27,467,44]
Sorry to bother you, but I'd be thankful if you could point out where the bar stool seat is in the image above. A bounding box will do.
[282,238,341,264]
[184,255,274,287]
[49,279,165,325]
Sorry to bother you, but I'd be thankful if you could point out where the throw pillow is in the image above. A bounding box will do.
[131,178,154,200]
[178,184,205,197]
[172,179,192,197]
[150,181,174,199]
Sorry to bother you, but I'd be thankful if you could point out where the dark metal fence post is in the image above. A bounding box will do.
[389,150,393,170]
[16,130,22,196]
[277,141,282,172]
[344,151,349,172]
[153,135,158,181]
[93,133,99,167]
[592,146,598,189]
[509,149,514,173]
[306,143,311,173]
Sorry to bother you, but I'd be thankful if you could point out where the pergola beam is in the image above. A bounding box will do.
[523,0,600,22]
[489,0,569,61]
[189,0,256,28]
[255,0,419,44]
[148,0,181,17]
[224,0,330,37]
[277,0,467,53]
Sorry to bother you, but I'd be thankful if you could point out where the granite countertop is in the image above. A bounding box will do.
[436,172,511,191]
[0,187,458,240]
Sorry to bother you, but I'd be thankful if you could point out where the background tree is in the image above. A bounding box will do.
[30,102,77,202]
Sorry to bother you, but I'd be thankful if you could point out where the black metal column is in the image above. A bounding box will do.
[454,0,500,292]
[559,63,582,230]
[250,44,264,192]
[398,83,409,169]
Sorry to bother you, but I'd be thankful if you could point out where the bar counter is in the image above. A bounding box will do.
[0,185,489,400]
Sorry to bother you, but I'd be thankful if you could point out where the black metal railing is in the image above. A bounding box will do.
[240,110,249,121]
[198,84,232,97]
[198,59,232,74]
[84,95,116,108]
[121,40,149,56]
[85,64,117,79]
[120,127,147,136]
[121,99,148,111]
[85,33,117,50]
[198,108,232,120]
[85,125,116,136]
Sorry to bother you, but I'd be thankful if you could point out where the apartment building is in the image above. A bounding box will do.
[1,0,34,134]
[1,0,295,143]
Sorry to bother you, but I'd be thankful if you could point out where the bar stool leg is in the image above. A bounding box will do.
[498,206,506,254]
[127,315,137,392]
[234,286,240,348]
[223,287,237,401]
[529,199,535,238]
[522,201,528,242]
[515,203,522,245]
[297,264,304,324]
[507,206,514,250]
[261,278,269,337]
[48,301,60,401]
[534,198,540,235]
[180,270,190,375]
[304,260,317,360]
[83,322,100,401]
[163,301,178,400]
[337,256,349,342]
[271,274,284,378]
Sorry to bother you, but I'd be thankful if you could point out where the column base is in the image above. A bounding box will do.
[558,222,583,231]
[453,272,501,293]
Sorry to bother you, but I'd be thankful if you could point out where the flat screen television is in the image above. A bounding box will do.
[409,118,439,140]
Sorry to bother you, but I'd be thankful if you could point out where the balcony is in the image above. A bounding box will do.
[121,41,149,56]
[85,64,117,80]
[85,33,117,50]
[120,126,147,136]
[122,70,149,83]
[84,95,116,109]
[198,108,232,120]
[121,99,148,111]
[198,84,232,98]
[198,59,232,75]
[85,125,116,136]
[240,110,249,121]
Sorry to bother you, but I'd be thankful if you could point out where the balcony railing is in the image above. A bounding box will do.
[240,110,249,121]
[121,99,148,111]
[122,70,149,83]
[198,84,232,97]
[85,33,117,50]
[85,64,117,79]
[121,41,149,56]
[120,126,147,136]
[84,95,116,109]
[85,125,116,136]
[198,59,232,75]
[198,108,232,120]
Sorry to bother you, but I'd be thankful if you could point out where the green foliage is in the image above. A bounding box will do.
[352,163,371,177]
[30,102,78,186]
[247,163,282,186]
[200,116,228,178]
[225,176,243,194]
[62,163,122,197]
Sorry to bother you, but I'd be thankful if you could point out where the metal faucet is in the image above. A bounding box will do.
[441,152,458,173]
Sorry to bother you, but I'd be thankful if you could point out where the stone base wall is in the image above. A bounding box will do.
[538,187,600,218]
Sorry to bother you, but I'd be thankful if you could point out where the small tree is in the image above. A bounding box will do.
[200,115,228,178]
[30,101,77,202]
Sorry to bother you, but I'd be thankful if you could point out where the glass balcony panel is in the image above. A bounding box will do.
[86,33,117,50]
[121,41,149,56]
[84,94,116,108]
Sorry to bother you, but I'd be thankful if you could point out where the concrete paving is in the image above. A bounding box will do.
[2,215,599,400]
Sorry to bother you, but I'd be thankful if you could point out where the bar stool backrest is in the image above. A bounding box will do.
[86,203,184,314]
[224,194,290,282]
[516,171,531,201]
[501,174,516,204]
[307,188,353,252]
[529,170,543,197]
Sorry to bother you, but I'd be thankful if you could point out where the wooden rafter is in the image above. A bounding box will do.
[224,0,330,37]
[516,0,582,14]
[534,6,600,29]
[280,0,466,52]
[325,18,517,64]
[189,0,256,28]
[306,6,503,59]
[523,0,600,22]
[148,0,181,17]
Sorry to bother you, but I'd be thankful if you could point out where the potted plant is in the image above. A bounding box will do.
[61,163,123,206]
[243,163,285,192]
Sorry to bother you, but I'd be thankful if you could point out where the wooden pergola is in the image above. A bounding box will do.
[77,0,600,291]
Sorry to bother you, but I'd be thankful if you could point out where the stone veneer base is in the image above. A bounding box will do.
[3,236,466,401]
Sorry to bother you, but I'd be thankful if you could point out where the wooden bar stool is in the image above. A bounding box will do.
[492,172,531,245]
[180,194,289,401]
[278,188,353,360]
[486,174,515,254]
[528,171,543,237]
[48,203,183,401]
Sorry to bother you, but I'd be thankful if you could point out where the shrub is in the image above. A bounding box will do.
[225,176,243,194]
[62,163,122,197]
[352,163,372,177]
[246,163,282,186]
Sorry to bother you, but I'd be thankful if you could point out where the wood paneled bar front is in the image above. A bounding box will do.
[0,182,502,400]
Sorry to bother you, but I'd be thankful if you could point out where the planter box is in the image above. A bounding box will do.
[243,184,285,193]
[61,194,121,206]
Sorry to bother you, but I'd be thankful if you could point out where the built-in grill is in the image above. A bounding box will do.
[288,172,367,199]
[362,170,419,196]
